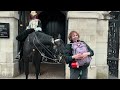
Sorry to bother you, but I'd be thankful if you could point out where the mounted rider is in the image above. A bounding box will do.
[16,11,42,42]
[16,11,42,59]
[16,11,60,59]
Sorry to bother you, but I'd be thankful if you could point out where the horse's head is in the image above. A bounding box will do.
[53,38,66,64]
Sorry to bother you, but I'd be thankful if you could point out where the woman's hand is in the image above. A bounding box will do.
[81,52,90,59]
[72,52,90,60]
[72,53,83,60]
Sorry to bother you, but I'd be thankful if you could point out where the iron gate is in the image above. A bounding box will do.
[107,11,120,77]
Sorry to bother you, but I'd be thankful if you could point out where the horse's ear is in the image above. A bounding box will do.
[58,34,61,39]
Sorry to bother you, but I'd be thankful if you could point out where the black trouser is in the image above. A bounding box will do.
[16,29,35,42]
[70,65,88,79]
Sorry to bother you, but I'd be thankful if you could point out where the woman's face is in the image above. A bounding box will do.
[71,33,79,42]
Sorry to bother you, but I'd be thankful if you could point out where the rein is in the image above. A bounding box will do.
[33,32,61,63]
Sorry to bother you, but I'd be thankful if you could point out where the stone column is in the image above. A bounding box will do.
[65,11,109,79]
[0,11,19,78]
[95,11,109,79]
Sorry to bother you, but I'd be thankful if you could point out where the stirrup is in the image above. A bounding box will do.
[15,52,20,59]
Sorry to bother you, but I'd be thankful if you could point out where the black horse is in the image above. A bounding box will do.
[21,31,65,79]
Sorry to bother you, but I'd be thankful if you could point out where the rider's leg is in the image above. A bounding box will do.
[16,29,35,42]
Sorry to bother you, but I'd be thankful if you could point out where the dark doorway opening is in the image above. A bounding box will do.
[38,11,67,43]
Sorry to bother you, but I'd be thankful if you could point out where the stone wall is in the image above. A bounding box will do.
[0,11,19,77]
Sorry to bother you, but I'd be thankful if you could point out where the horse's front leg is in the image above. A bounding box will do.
[33,49,41,79]
[24,58,29,79]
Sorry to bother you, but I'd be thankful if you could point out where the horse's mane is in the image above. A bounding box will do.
[27,31,53,46]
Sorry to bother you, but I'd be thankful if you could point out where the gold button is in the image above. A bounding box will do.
[20,24,23,26]
[33,49,35,51]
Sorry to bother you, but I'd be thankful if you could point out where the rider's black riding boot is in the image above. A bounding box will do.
[16,29,35,42]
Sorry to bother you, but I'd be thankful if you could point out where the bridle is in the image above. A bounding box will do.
[32,32,62,63]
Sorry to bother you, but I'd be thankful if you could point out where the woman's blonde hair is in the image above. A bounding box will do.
[29,11,38,20]
[68,31,80,41]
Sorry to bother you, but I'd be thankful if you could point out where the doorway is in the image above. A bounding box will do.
[38,11,67,43]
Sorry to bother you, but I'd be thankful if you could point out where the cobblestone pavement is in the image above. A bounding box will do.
[108,75,118,79]
[0,63,65,79]
[1,63,118,79]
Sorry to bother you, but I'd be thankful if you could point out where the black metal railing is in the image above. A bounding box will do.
[107,11,119,77]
